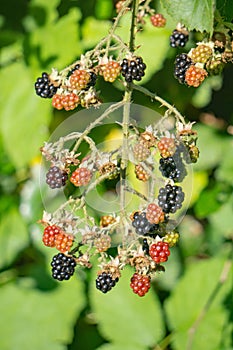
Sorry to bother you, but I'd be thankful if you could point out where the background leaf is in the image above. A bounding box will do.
[161,0,215,34]
[165,254,232,350]
[0,278,86,350]
[0,208,29,269]
[0,62,51,169]
[90,267,165,348]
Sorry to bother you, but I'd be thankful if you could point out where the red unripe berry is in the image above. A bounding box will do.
[42,225,61,247]
[130,273,151,297]
[149,241,170,263]
[185,65,208,87]
[70,167,92,186]
[54,232,74,253]
[69,69,91,90]
[146,203,165,224]
[150,14,166,28]
[157,137,176,158]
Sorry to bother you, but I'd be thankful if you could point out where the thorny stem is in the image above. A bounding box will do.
[106,0,132,55]
[120,0,139,246]
[72,100,125,153]
[131,83,187,125]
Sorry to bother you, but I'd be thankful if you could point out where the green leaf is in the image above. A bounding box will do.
[90,267,165,347]
[96,344,146,350]
[82,17,111,49]
[165,255,232,350]
[0,278,86,350]
[215,139,233,185]
[208,194,233,238]
[95,0,113,20]
[193,124,227,171]
[29,8,82,69]
[194,183,228,218]
[216,0,233,22]
[0,62,51,169]
[161,0,215,34]
[0,208,29,269]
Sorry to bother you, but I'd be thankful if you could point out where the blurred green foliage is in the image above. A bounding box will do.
[0,1,232,350]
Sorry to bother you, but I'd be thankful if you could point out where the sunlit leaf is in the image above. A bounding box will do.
[0,62,51,169]
[0,208,29,269]
[90,267,165,347]
[165,255,232,350]
[82,17,111,49]
[0,278,86,350]
[162,0,215,34]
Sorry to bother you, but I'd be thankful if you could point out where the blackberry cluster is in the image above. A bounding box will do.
[35,72,58,98]
[158,184,185,214]
[170,29,189,48]
[96,272,119,293]
[121,57,146,83]
[132,212,158,235]
[51,253,76,281]
[159,154,186,182]
[174,54,193,84]
[46,166,68,189]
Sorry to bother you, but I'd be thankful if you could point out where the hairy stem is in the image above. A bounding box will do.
[120,0,139,245]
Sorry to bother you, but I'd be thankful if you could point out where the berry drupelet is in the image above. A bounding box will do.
[46,166,68,189]
[158,184,185,214]
[35,72,58,98]
[96,272,119,293]
[51,253,76,281]
[121,57,146,83]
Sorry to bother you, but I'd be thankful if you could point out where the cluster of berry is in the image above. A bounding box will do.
[35,56,146,110]
[173,32,233,87]
[41,120,199,297]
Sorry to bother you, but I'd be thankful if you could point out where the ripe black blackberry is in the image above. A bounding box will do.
[170,29,189,48]
[159,154,186,182]
[96,272,119,293]
[132,212,158,235]
[85,71,97,89]
[142,238,149,255]
[46,166,68,189]
[174,54,193,84]
[35,72,58,98]
[158,184,185,214]
[51,253,76,281]
[121,57,146,83]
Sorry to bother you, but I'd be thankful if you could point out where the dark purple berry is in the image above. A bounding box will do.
[46,166,68,189]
